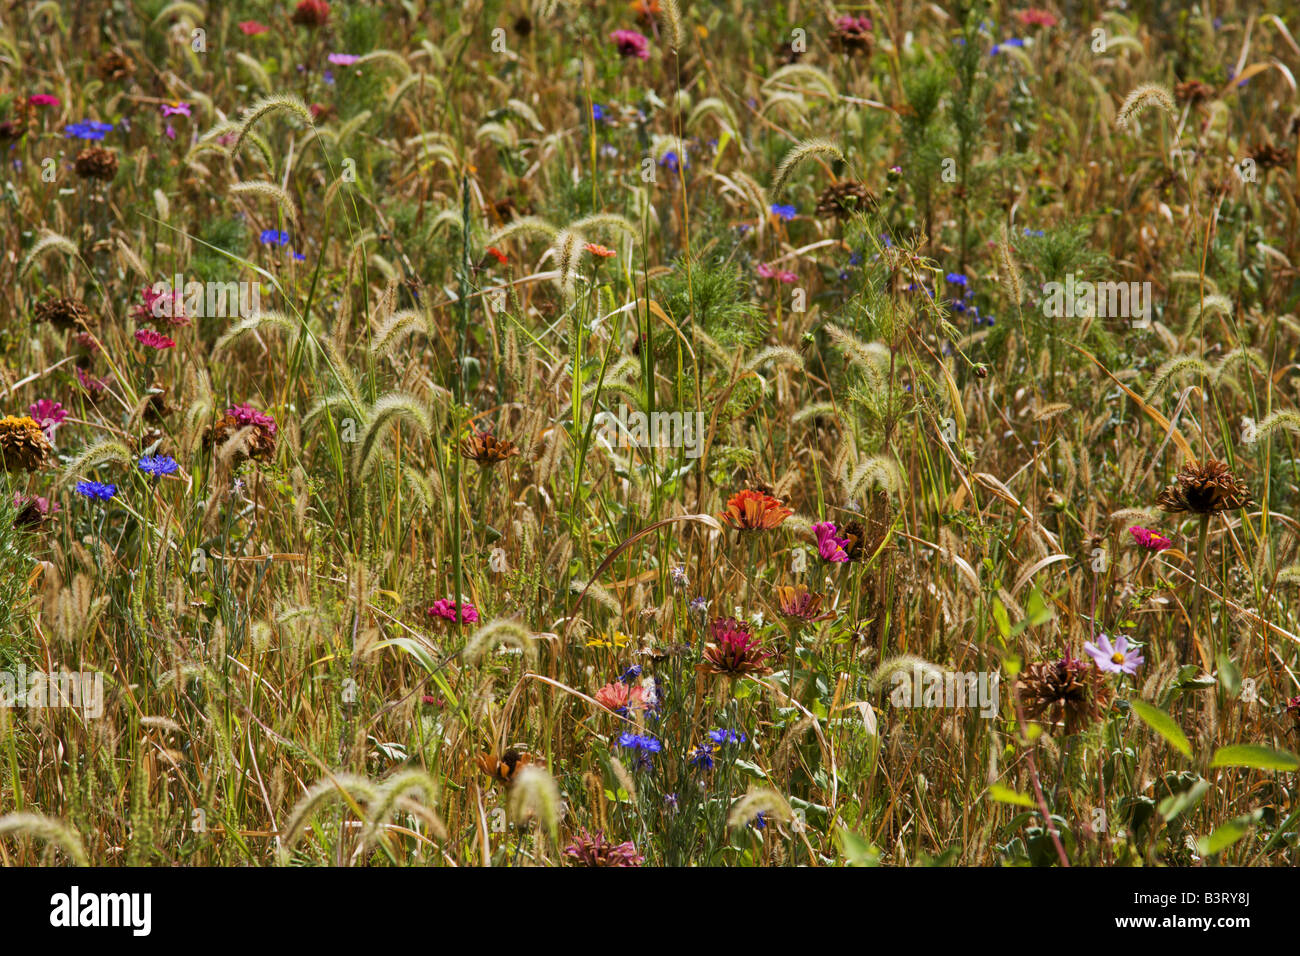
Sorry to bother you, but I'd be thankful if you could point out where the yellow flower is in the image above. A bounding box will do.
[586,631,632,649]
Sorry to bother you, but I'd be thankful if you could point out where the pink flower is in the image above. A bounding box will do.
[226,403,278,435]
[1083,633,1144,675]
[594,681,647,714]
[29,400,68,441]
[238,21,269,35]
[1128,526,1171,552]
[757,262,776,279]
[835,15,873,32]
[165,125,176,140]
[814,521,850,563]
[135,328,176,349]
[427,599,479,624]
[74,366,110,395]
[1015,8,1058,27]
[135,284,189,326]
[160,101,192,118]
[757,262,798,283]
[328,53,360,65]
[610,29,650,60]
[28,94,60,107]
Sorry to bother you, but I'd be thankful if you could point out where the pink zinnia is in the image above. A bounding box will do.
[610,29,650,60]
[814,521,850,563]
[427,599,479,624]
[29,94,60,107]
[135,328,176,349]
[238,21,269,35]
[29,399,68,427]
[1129,526,1171,552]
[226,403,278,434]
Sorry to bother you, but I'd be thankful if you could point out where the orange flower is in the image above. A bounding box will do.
[475,748,532,784]
[486,246,508,263]
[774,583,835,622]
[719,489,792,531]
[585,242,616,258]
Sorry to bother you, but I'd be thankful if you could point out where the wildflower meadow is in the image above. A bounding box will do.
[1,0,1299,907]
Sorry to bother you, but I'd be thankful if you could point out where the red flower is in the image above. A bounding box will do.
[585,242,616,258]
[238,21,269,35]
[291,0,329,28]
[486,246,509,264]
[135,328,176,349]
[28,95,60,107]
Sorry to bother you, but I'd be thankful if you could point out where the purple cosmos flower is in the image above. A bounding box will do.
[160,101,192,118]
[1083,633,1144,675]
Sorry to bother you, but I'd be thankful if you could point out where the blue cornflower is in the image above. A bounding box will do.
[946,272,968,286]
[752,811,768,829]
[75,481,116,501]
[619,664,643,683]
[707,728,747,746]
[138,455,179,477]
[64,121,114,140]
[592,103,607,123]
[617,732,661,752]
[323,70,335,85]
[292,251,306,261]
[260,230,289,246]
[689,744,715,770]
[848,250,864,266]
[658,150,686,172]
[617,732,661,768]
[1023,227,1044,237]
[770,203,797,222]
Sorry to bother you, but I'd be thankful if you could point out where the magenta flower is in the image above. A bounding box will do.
[29,94,60,107]
[1129,526,1171,551]
[757,262,797,283]
[1083,633,1144,676]
[226,403,278,434]
[135,328,176,349]
[610,29,650,60]
[74,366,110,395]
[813,521,850,563]
[160,101,192,118]
[327,53,360,65]
[427,599,479,624]
[29,399,68,428]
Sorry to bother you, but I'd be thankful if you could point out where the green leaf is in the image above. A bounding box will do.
[836,826,880,866]
[989,784,1036,807]
[1216,654,1241,697]
[1210,744,1300,772]
[1130,699,1193,757]
[1196,811,1262,857]
[1158,778,1209,822]
[991,597,1010,641]
[1024,587,1053,627]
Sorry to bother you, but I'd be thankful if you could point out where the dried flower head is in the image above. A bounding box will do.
[207,404,278,463]
[719,489,792,531]
[1157,459,1251,514]
[0,415,53,472]
[460,429,519,466]
[34,296,95,332]
[74,146,118,181]
[816,181,878,220]
[96,49,135,82]
[1018,654,1112,734]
